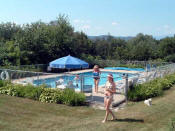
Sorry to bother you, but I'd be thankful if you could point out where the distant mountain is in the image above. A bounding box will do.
[153,34,174,40]
[88,35,134,41]
[88,34,175,41]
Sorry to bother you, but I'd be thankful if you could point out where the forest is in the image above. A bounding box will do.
[0,15,175,66]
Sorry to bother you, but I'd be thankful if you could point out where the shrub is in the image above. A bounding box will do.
[128,73,175,101]
[159,78,172,90]
[0,84,14,95]
[62,88,86,106]
[39,88,63,103]
[22,85,43,100]
[0,80,10,87]
[127,83,163,101]
[0,80,86,106]
[0,80,4,87]
[164,74,175,85]
[11,84,43,100]
[39,88,86,106]
[0,83,44,100]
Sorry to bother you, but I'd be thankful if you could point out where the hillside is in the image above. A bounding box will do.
[88,35,133,41]
[88,34,175,41]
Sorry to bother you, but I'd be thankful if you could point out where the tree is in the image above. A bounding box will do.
[0,22,21,42]
[158,36,175,59]
[126,33,157,60]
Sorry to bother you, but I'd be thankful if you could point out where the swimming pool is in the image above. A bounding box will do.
[33,71,135,89]
[104,67,145,71]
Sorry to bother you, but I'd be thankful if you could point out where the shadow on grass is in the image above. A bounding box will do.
[113,118,144,123]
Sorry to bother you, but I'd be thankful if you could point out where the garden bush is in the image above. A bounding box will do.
[128,73,175,101]
[0,84,14,95]
[0,83,44,100]
[62,88,86,106]
[0,80,10,87]
[0,81,86,106]
[127,83,163,101]
[39,88,86,106]
[164,74,175,85]
[39,88,63,103]
[17,85,44,100]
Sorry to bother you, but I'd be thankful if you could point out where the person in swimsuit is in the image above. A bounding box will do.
[74,74,80,88]
[93,65,101,93]
[102,73,116,123]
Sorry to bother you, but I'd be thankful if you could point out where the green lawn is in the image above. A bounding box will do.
[1,87,175,131]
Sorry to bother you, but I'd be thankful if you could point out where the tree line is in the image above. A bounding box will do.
[0,15,175,66]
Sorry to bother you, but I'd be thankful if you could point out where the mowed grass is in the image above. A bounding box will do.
[1,87,175,131]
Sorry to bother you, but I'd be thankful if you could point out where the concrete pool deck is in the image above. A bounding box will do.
[85,87,126,111]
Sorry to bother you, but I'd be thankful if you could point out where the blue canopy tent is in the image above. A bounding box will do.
[49,55,89,70]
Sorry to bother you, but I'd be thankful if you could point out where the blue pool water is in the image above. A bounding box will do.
[33,71,135,89]
[104,67,144,71]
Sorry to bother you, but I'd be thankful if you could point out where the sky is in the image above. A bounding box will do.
[0,0,175,37]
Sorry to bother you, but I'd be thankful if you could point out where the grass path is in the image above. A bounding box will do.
[1,87,175,131]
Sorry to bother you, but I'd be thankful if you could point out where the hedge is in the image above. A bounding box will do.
[128,73,175,101]
[0,81,86,106]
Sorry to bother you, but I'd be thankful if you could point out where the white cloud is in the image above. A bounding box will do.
[95,26,103,30]
[163,25,170,29]
[156,27,161,31]
[86,20,91,23]
[156,25,175,35]
[73,19,80,23]
[80,25,91,30]
[112,22,119,26]
[163,25,174,34]
[73,19,91,24]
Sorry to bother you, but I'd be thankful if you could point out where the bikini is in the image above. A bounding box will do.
[93,71,100,80]
[104,95,113,99]
[104,81,114,100]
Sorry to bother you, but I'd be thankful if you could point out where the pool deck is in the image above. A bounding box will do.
[85,87,126,111]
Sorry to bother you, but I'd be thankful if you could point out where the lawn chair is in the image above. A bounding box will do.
[56,84,66,90]
[116,81,125,94]
[56,78,67,89]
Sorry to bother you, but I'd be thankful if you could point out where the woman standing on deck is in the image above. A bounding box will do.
[102,73,116,123]
[93,65,101,93]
